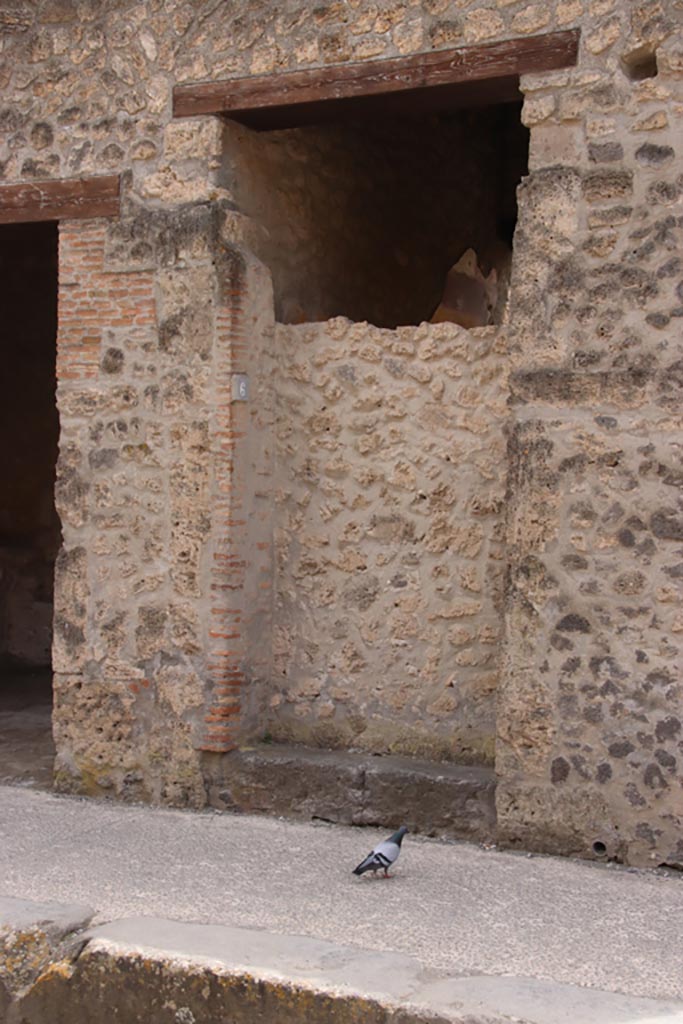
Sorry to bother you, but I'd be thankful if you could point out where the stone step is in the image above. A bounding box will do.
[203,743,496,842]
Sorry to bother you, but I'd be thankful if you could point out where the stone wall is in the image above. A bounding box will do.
[50,201,276,805]
[497,9,683,866]
[0,0,681,864]
[52,204,236,805]
[264,318,507,764]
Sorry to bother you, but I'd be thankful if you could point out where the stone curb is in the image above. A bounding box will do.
[3,899,683,1024]
[0,896,94,1018]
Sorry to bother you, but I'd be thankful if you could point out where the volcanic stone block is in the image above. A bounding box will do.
[204,744,496,842]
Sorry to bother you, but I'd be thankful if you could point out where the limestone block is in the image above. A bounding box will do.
[585,115,618,137]
[393,18,424,54]
[157,267,214,362]
[163,117,222,161]
[464,8,504,42]
[54,443,89,530]
[137,166,212,203]
[52,547,89,673]
[585,17,622,54]
[169,603,202,655]
[528,123,584,170]
[521,70,571,92]
[521,94,556,127]
[52,673,140,791]
[518,166,582,245]
[135,605,168,659]
[511,4,551,34]
[633,110,669,130]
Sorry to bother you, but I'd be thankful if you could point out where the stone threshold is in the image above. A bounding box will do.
[203,743,497,843]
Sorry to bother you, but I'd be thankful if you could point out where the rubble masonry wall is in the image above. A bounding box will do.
[0,1,681,863]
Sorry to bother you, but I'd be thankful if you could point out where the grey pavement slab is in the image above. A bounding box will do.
[1,784,682,1010]
[0,895,93,937]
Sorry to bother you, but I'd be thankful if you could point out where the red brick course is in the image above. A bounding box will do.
[202,256,248,753]
[58,220,155,381]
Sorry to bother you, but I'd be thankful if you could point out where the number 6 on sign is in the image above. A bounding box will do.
[231,374,249,402]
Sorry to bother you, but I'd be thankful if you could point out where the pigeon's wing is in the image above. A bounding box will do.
[373,839,400,866]
[353,839,400,875]
[353,850,380,875]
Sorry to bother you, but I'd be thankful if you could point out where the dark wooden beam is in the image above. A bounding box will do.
[173,29,579,129]
[222,74,524,131]
[0,175,121,224]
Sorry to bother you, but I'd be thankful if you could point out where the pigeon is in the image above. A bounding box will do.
[352,827,408,878]
[430,248,497,329]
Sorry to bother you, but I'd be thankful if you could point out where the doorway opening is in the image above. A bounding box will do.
[215,86,529,763]
[0,220,60,788]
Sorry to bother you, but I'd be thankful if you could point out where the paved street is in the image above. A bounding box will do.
[2,782,683,1020]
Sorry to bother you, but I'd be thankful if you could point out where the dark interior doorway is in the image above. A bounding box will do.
[0,220,59,788]
[223,102,529,329]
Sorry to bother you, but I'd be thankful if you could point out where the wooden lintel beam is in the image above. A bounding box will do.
[221,74,524,131]
[0,174,121,225]
[173,29,579,125]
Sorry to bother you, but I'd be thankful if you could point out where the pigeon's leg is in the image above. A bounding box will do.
[383,868,391,878]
